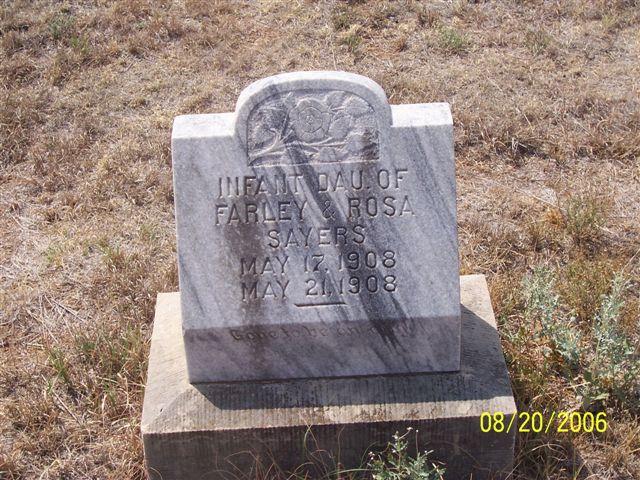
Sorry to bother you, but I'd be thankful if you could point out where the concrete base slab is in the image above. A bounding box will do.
[142,274,516,479]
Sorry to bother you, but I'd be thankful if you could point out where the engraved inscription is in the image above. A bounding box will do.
[247,90,379,166]
[212,166,416,311]
[228,317,426,343]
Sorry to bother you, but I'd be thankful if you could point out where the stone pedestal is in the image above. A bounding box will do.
[141,275,516,480]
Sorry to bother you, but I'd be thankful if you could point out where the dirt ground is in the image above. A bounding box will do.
[1,1,639,479]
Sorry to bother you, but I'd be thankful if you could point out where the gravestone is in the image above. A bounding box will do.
[172,71,460,382]
[142,72,516,479]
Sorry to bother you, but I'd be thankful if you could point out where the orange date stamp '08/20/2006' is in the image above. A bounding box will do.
[480,411,608,434]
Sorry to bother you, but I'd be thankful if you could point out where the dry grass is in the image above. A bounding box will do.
[1,0,639,478]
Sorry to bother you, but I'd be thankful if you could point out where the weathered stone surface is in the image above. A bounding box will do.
[172,71,460,383]
[142,275,516,480]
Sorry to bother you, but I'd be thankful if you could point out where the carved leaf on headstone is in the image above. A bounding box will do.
[247,107,288,155]
[328,113,351,140]
[344,97,371,117]
[316,146,338,163]
[326,91,346,108]
[247,89,379,166]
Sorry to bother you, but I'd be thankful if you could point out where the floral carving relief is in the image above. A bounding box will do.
[247,90,379,166]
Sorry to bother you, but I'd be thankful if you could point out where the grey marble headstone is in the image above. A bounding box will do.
[172,71,460,383]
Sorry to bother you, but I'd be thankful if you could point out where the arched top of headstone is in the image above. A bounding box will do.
[234,71,392,167]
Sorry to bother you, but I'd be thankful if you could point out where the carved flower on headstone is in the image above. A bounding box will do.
[247,89,379,166]
[290,98,331,142]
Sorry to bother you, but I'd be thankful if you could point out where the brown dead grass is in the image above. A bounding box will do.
[1,0,639,478]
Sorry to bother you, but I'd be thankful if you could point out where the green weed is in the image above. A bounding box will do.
[582,275,640,409]
[47,347,71,386]
[368,429,445,480]
[48,12,75,42]
[70,34,91,56]
[438,27,468,53]
[339,28,362,54]
[521,268,640,410]
[523,267,582,370]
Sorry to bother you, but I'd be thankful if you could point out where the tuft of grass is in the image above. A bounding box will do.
[368,3,400,30]
[331,6,356,31]
[48,11,75,42]
[183,0,235,18]
[69,34,91,56]
[47,346,72,387]
[526,215,561,252]
[338,26,362,54]
[601,13,620,31]
[74,322,146,382]
[44,241,67,268]
[558,258,615,322]
[438,26,469,54]
[1,29,23,55]
[139,222,161,243]
[564,194,610,244]
[451,0,470,19]
[412,4,440,28]
[392,34,408,53]
[98,240,127,272]
[524,28,554,56]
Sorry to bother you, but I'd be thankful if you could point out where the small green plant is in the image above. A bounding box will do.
[98,240,126,271]
[564,195,608,243]
[338,27,362,54]
[438,27,468,53]
[581,275,640,409]
[521,268,640,410]
[70,34,91,56]
[47,347,71,386]
[523,267,582,370]
[44,241,65,268]
[367,429,445,480]
[49,12,75,41]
